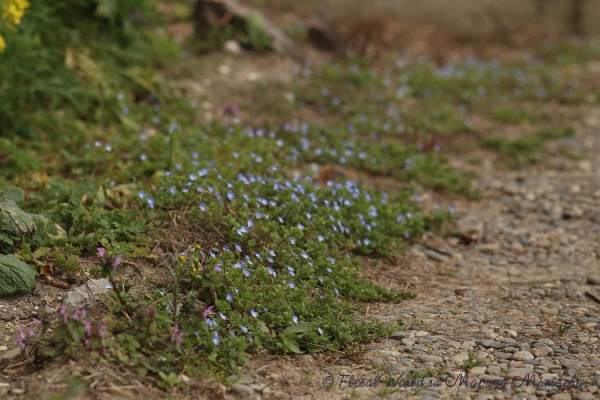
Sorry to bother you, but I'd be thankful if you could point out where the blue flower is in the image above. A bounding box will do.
[278,216,284,224]
[138,191,146,199]
[166,306,172,314]
[318,327,323,335]
[289,238,296,245]
[268,250,276,257]
[235,244,241,251]
[406,211,413,219]
[169,186,176,195]
[219,313,228,320]
[334,288,339,296]
[363,238,371,246]
[297,222,305,230]
[317,235,325,242]
[227,191,235,200]
[267,267,276,277]
[448,204,455,214]
[212,331,220,346]
[317,276,323,283]
[266,257,273,263]
[287,266,295,276]
[301,251,309,259]
[256,211,264,219]
[255,252,261,259]
[140,154,147,161]
[250,309,259,318]
[237,226,249,235]
[292,315,299,324]
[242,268,250,277]
[404,231,410,239]
[287,281,295,289]
[198,168,209,177]
[226,293,234,302]
[206,318,218,327]
[306,212,312,220]
[240,325,249,334]
[147,198,155,209]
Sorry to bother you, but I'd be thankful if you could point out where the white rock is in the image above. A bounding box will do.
[223,40,241,55]
[62,278,112,309]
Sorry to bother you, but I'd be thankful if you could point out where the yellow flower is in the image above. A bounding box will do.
[1,0,31,28]
[0,35,5,53]
[179,255,186,261]
[195,244,201,249]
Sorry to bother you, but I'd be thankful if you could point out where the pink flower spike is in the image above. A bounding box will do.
[16,328,26,350]
[84,320,92,336]
[97,248,106,258]
[112,254,122,268]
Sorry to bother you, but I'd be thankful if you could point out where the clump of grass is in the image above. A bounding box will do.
[482,135,543,168]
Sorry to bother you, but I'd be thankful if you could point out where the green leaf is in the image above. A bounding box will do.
[283,322,315,336]
[0,187,25,203]
[282,336,300,353]
[65,255,79,271]
[0,199,35,236]
[32,246,51,259]
[0,254,38,296]
[0,231,14,246]
[54,249,66,264]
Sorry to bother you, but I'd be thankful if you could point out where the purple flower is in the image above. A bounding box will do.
[112,255,122,268]
[16,328,26,350]
[212,330,220,346]
[84,320,92,336]
[97,248,106,258]
[59,305,69,324]
[170,324,184,346]
[98,322,108,339]
[202,305,215,319]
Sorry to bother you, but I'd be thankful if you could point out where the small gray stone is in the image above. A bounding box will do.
[401,338,415,346]
[523,360,540,366]
[158,253,177,268]
[0,348,20,361]
[533,347,553,357]
[371,359,385,368]
[418,355,443,364]
[580,317,599,323]
[236,375,254,385]
[44,305,56,314]
[587,276,600,285]
[493,351,512,359]
[390,331,409,340]
[62,278,112,309]
[551,394,571,400]
[568,347,582,354]
[409,325,421,331]
[573,394,595,400]
[512,351,534,361]
[389,364,403,373]
[230,383,254,396]
[486,365,501,375]
[423,249,447,262]
[500,338,517,345]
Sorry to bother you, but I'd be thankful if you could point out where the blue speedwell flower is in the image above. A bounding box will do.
[212,331,220,346]
[287,281,296,289]
[250,309,259,318]
[292,315,299,324]
[287,266,295,276]
[318,327,323,335]
[267,267,276,277]
[226,293,234,302]
[240,325,249,334]
[242,268,250,277]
